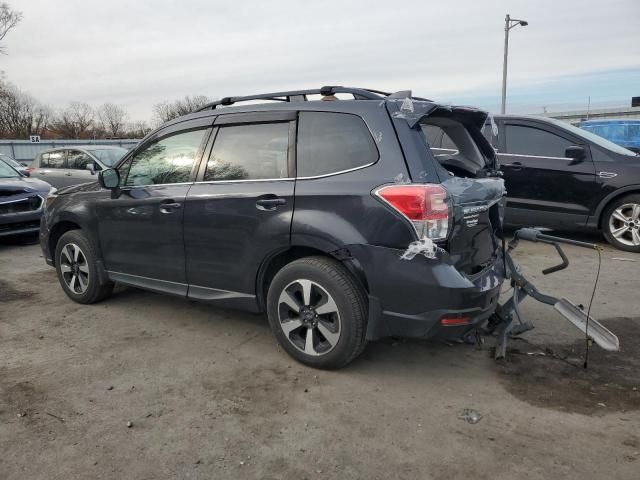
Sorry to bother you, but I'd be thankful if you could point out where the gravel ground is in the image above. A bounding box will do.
[1,235,639,479]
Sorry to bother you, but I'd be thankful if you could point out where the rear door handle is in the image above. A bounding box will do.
[256,197,286,210]
[501,162,523,171]
[65,172,72,176]
[159,201,182,213]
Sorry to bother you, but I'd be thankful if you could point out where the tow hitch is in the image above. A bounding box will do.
[487,228,620,360]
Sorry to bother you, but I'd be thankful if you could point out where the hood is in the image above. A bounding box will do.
[57,180,101,195]
[0,176,52,195]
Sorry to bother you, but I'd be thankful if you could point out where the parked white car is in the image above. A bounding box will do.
[30,146,127,188]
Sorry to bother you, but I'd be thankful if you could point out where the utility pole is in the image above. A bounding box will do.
[501,14,528,114]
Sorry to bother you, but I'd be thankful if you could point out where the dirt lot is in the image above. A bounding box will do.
[1,235,639,479]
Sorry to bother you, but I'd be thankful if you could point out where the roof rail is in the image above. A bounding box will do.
[195,86,392,112]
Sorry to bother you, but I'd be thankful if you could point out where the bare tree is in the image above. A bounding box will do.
[98,103,128,137]
[0,80,51,138]
[125,120,152,138]
[0,2,22,54]
[152,95,210,124]
[53,102,95,138]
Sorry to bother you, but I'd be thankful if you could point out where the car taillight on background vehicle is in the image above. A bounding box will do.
[374,184,450,241]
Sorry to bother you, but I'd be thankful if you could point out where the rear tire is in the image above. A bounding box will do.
[266,256,367,369]
[55,230,114,304]
[602,194,640,252]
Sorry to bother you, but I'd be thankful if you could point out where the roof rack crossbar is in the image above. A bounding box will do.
[195,86,390,112]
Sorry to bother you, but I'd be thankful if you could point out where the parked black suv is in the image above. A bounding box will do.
[41,86,506,368]
[486,115,640,251]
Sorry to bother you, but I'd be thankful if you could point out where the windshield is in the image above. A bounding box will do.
[0,160,20,178]
[544,118,637,156]
[86,147,127,166]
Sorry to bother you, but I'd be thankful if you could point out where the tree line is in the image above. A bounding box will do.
[0,79,212,140]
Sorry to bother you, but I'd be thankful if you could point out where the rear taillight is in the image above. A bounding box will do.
[374,184,450,240]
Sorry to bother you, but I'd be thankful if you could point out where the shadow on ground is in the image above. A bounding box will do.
[494,317,640,415]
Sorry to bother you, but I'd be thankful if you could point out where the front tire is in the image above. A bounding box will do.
[602,194,640,252]
[55,230,114,304]
[266,256,368,369]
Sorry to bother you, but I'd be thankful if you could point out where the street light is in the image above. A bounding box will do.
[501,14,528,114]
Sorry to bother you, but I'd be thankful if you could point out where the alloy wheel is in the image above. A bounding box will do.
[609,203,640,247]
[277,279,341,356]
[59,243,90,294]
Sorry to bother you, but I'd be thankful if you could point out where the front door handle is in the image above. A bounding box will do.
[501,162,523,171]
[159,201,182,213]
[256,197,286,210]
[65,172,73,176]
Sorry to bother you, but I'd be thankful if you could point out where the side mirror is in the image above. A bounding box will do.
[86,163,95,174]
[565,145,586,165]
[98,168,120,189]
[21,168,31,177]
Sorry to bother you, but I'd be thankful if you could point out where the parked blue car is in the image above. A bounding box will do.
[579,119,640,154]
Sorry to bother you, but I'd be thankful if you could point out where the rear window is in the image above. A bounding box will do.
[296,112,378,177]
[420,118,487,176]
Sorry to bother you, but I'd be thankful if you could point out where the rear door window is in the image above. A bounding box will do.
[296,112,378,177]
[203,123,289,181]
[41,151,65,168]
[505,125,572,158]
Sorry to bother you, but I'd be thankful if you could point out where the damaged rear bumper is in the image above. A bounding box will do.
[346,244,503,341]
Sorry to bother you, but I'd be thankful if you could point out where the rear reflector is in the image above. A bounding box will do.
[374,184,450,240]
[440,316,470,326]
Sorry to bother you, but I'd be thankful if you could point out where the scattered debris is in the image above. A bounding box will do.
[126,421,133,428]
[17,412,26,418]
[107,386,114,391]
[458,408,483,424]
[612,257,636,262]
[46,412,65,423]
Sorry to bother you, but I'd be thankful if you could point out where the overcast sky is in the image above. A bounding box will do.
[2,0,639,121]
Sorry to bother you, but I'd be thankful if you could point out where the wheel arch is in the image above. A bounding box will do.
[256,244,370,312]
[49,220,83,265]
[596,185,640,229]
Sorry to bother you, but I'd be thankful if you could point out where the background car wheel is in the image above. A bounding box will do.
[55,230,114,304]
[266,256,367,369]
[602,194,640,253]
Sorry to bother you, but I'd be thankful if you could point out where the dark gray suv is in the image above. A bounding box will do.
[40,86,506,368]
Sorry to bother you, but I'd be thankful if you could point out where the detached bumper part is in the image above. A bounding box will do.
[554,298,619,351]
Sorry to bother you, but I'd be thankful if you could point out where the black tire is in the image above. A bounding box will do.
[266,256,368,369]
[54,230,114,304]
[602,194,640,253]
